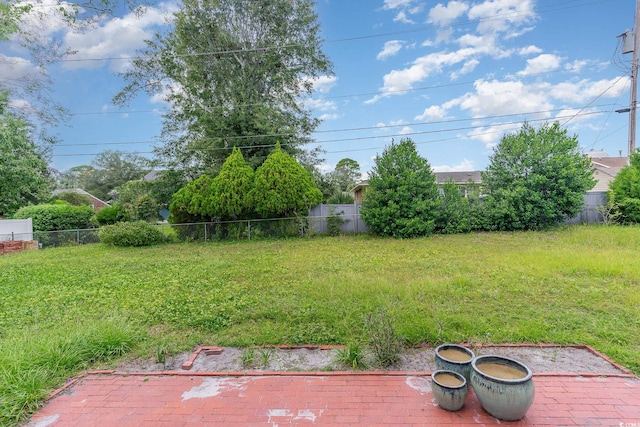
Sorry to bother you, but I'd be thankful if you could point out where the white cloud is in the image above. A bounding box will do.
[432,159,476,172]
[377,40,404,60]
[457,79,554,118]
[451,58,479,79]
[0,54,40,81]
[305,98,337,111]
[518,45,543,56]
[398,126,413,135]
[319,113,339,121]
[393,11,415,24]
[466,122,521,148]
[415,105,449,121]
[62,3,177,72]
[383,0,413,9]
[548,77,629,104]
[517,53,562,76]
[427,1,470,26]
[310,75,338,93]
[468,0,536,35]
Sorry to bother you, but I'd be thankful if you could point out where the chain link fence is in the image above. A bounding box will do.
[6,210,367,249]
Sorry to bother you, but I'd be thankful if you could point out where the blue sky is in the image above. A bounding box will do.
[2,0,635,178]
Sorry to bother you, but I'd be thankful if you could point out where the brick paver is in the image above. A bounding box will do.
[28,372,640,426]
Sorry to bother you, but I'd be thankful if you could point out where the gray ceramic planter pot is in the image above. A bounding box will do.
[471,355,535,421]
[434,344,475,383]
[431,370,468,411]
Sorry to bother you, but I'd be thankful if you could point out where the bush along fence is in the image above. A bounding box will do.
[15,205,364,248]
[6,198,607,249]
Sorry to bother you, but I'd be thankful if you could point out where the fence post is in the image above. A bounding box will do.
[247,220,251,240]
[11,232,14,241]
[77,229,80,244]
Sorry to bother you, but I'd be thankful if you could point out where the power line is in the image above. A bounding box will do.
[54,104,618,147]
[51,109,608,157]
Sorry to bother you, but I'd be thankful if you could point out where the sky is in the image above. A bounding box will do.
[1,0,637,178]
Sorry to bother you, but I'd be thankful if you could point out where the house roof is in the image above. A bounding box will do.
[434,171,482,184]
[52,188,111,207]
[589,157,629,192]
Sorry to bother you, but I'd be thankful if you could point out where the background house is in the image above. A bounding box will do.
[52,188,110,212]
[351,171,483,202]
[586,150,628,192]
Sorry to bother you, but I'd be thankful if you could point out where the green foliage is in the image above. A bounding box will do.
[82,150,149,201]
[327,158,361,192]
[53,191,93,207]
[435,181,473,234]
[13,204,96,231]
[360,138,440,238]
[251,145,323,218]
[0,319,138,426]
[99,221,163,247]
[336,343,367,370]
[0,92,53,216]
[168,175,213,224]
[111,180,159,222]
[326,191,354,204]
[95,205,127,225]
[326,208,348,236]
[482,122,596,230]
[609,150,640,224]
[210,148,255,220]
[364,308,404,368]
[115,0,333,175]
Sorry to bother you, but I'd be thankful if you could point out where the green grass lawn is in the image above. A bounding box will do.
[1,225,639,424]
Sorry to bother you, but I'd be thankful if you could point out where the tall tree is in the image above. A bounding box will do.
[482,122,596,230]
[114,0,333,176]
[328,158,360,192]
[82,150,150,201]
[0,91,53,216]
[360,138,440,238]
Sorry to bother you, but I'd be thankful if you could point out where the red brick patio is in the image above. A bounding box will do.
[27,371,640,426]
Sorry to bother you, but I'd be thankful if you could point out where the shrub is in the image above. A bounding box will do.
[96,205,127,225]
[13,204,96,231]
[99,221,163,247]
[53,191,93,206]
[435,181,472,234]
[364,308,404,368]
[360,138,440,238]
[326,208,348,236]
[609,150,640,224]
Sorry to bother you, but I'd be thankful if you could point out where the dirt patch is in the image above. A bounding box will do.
[116,345,630,375]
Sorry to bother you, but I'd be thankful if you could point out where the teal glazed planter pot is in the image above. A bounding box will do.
[431,370,468,411]
[434,344,475,383]
[471,355,535,421]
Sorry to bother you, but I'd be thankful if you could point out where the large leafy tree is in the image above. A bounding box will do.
[609,150,640,224]
[360,138,440,238]
[482,122,596,230]
[251,144,322,218]
[0,92,53,216]
[329,158,361,192]
[115,0,333,176]
[81,150,150,201]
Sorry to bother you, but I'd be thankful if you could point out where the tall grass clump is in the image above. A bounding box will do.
[0,319,138,426]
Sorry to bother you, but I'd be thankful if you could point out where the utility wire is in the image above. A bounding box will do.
[51,110,607,157]
[55,104,617,147]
